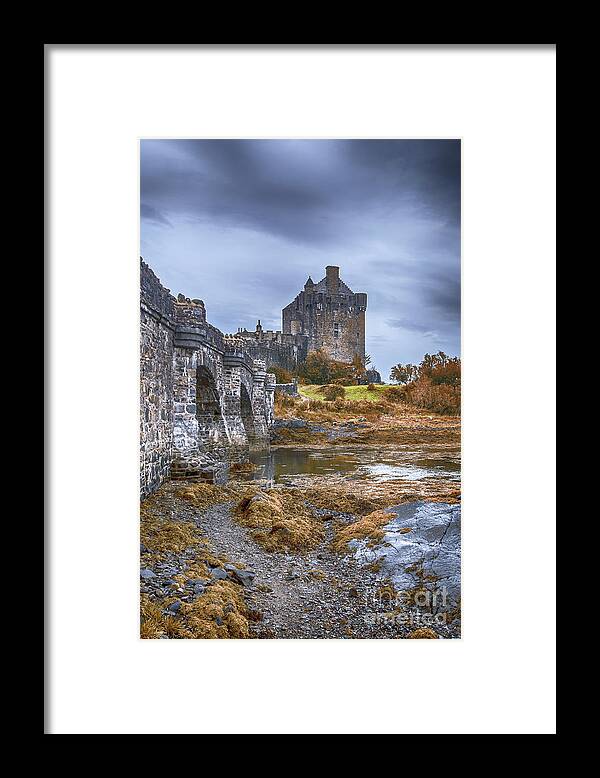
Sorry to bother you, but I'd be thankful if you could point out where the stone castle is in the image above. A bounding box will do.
[140,260,370,497]
[284,265,367,363]
[234,265,367,369]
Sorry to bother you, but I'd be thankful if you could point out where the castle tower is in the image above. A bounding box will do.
[282,266,367,363]
[326,265,339,294]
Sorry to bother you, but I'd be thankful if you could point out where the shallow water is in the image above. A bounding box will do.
[247,446,460,485]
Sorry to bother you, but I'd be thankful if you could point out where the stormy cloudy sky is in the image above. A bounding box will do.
[140,139,460,379]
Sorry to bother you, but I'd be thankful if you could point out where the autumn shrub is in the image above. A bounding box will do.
[367,383,376,391]
[297,349,354,385]
[322,385,346,401]
[274,391,297,411]
[388,352,461,415]
[403,379,460,415]
[268,365,294,384]
[384,386,405,403]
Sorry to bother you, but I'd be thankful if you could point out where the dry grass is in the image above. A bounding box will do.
[140,482,254,639]
[331,509,393,552]
[176,482,230,510]
[406,627,439,639]
[273,392,298,412]
[141,505,206,558]
[301,487,383,517]
[229,461,258,474]
[140,581,250,639]
[234,487,325,552]
[272,427,328,444]
[274,391,460,448]
[376,580,399,602]
[274,391,391,423]
[337,419,460,446]
[295,480,461,519]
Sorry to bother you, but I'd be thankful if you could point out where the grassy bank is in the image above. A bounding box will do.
[299,383,395,403]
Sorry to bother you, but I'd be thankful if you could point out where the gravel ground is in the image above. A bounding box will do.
[141,464,460,639]
[193,499,459,639]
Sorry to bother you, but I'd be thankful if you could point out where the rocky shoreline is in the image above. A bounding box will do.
[140,409,461,640]
[141,484,460,639]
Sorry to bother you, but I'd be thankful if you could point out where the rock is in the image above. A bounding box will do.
[230,569,256,587]
[140,568,156,580]
[225,564,237,571]
[210,567,228,580]
[215,616,223,626]
[167,600,182,614]
[248,492,271,505]
[193,584,206,596]
[273,418,307,429]
[140,543,150,554]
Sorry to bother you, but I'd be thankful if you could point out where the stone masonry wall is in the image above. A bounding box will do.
[140,259,276,498]
[140,263,175,498]
[232,325,309,373]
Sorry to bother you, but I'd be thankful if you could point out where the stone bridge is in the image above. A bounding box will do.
[140,260,275,498]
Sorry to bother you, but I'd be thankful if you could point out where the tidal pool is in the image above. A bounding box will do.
[247,446,460,485]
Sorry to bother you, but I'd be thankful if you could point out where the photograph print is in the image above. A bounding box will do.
[139,139,461,640]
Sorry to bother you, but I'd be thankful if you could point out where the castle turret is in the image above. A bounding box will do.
[326,265,340,294]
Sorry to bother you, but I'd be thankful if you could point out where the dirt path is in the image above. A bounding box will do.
[197,501,395,638]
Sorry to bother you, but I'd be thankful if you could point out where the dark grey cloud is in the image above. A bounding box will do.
[141,203,172,227]
[140,139,460,378]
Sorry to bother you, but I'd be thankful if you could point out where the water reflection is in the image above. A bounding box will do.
[249,448,359,485]
[246,447,460,485]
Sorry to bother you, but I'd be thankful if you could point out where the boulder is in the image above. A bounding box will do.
[230,569,256,587]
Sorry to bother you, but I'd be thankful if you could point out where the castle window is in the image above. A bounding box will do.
[333,323,340,338]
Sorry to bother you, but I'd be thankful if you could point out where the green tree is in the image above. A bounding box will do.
[390,363,418,384]
[297,350,353,385]
[349,353,372,384]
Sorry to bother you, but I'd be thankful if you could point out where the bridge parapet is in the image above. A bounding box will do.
[223,349,256,373]
[140,258,275,498]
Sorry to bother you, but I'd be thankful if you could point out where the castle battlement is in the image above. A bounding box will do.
[228,320,309,373]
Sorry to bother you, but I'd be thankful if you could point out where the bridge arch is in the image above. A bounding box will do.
[196,364,224,443]
[239,382,258,448]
